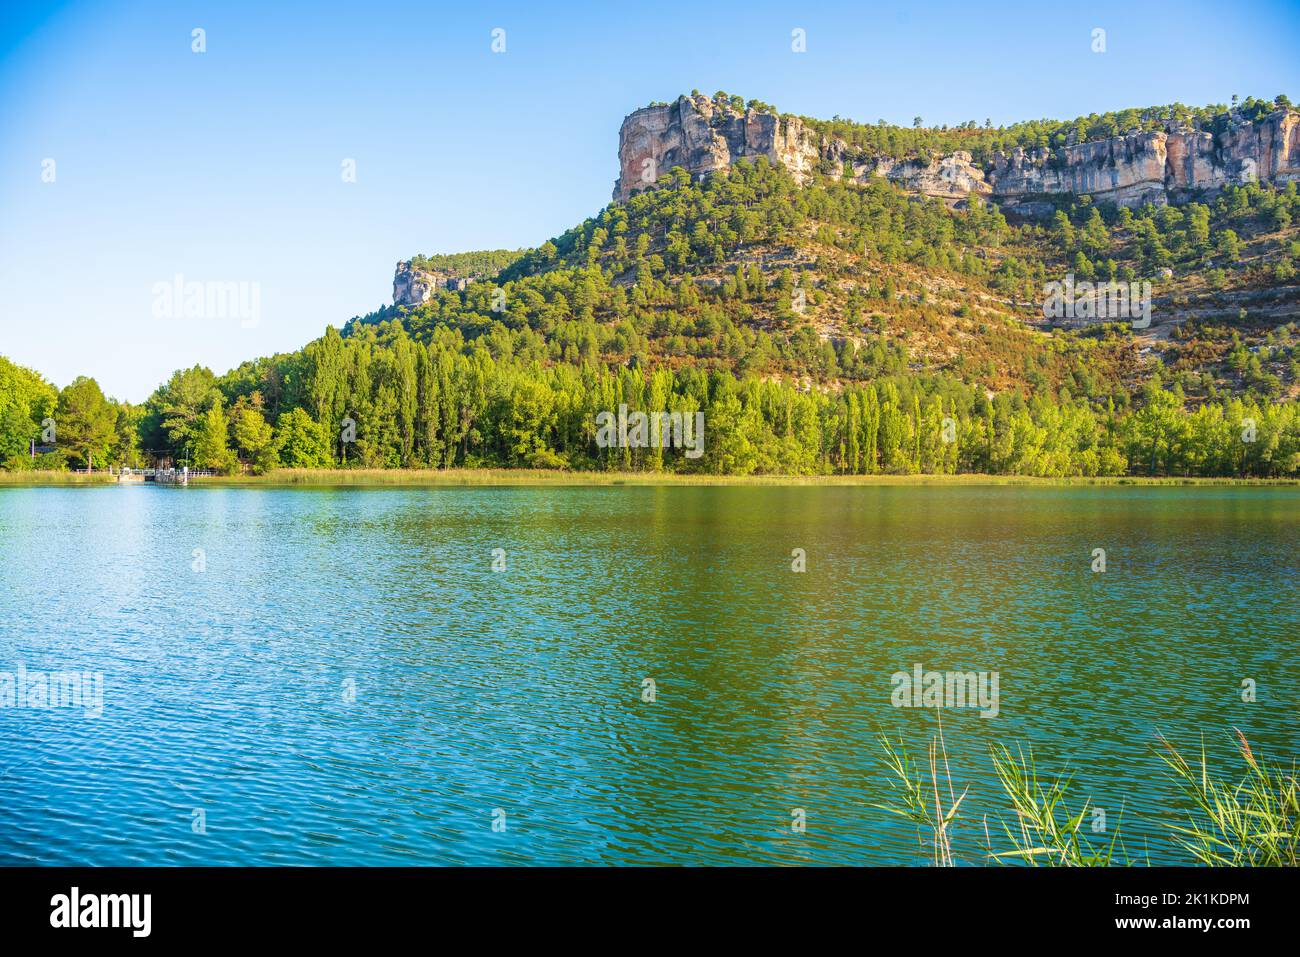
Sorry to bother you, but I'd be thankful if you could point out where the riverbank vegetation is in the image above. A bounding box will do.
[5,333,1298,478]
[194,469,1299,487]
[9,346,1296,478]
[0,470,113,485]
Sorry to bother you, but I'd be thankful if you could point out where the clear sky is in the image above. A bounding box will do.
[3,0,1298,402]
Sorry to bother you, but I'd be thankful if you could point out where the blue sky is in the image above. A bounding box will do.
[2,0,1298,402]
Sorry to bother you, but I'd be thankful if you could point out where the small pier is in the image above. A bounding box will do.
[115,467,218,485]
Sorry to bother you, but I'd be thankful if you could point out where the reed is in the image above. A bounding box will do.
[0,471,113,485]
[985,743,1128,866]
[871,716,969,866]
[1156,730,1299,866]
[873,730,1298,866]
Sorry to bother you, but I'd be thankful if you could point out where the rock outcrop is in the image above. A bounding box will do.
[855,151,991,202]
[393,261,474,306]
[989,110,1300,210]
[614,94,839,200]
[614,95,1300,211]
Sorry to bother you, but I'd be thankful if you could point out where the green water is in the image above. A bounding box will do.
[0,484,1295,864]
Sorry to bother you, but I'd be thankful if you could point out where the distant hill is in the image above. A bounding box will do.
[6,93,1300,478]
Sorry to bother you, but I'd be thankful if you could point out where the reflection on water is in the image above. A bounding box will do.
[0,484,1296,864]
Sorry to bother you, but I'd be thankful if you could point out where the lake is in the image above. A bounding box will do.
[0,483,1296,865]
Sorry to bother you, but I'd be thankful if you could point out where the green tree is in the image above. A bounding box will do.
[1217,229,1241,261]
[56,377,117,469]
[110,404,145,468]
[193,396,238,474]
[145,365,219,454]
[230,399,279,473]
[0,356,57,467]
[274,407,333,468]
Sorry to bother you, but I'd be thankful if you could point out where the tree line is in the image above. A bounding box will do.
[4,329,1295,476]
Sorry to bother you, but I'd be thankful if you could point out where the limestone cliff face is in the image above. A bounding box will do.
[856,151,991,201]
[988,132,1171,208]
[989,110,1300,208]
[1210,108,1300,187]
[614,96,1300,210]
[614,95,841,201]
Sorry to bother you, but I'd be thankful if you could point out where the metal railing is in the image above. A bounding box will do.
[105,467,223,482]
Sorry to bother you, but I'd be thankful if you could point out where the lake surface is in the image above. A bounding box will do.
[0,484,1296,865]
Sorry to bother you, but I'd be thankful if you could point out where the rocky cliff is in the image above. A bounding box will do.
[393,261,474,306]
[614,95,1300,210]
[989,110,1300,210]
[613,94,841,200]
[855,151,991,202]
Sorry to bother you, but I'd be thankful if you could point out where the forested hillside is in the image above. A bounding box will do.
[4,111,1299,477]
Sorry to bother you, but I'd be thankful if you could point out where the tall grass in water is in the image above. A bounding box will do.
[875,728,1125,866]
[872,722,969,866]
[985,743,1128,866]
[875,729,1296,866]
[1156,730,1299,866]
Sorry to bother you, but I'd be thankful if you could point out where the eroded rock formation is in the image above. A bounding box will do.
[613,94,840,200]
[989,110,1300,210]
[393,261,474,306]
[614,95,1300,210]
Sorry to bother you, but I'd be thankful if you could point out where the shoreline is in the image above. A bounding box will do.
[4,469,1296,488]
[0,472,115,486]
